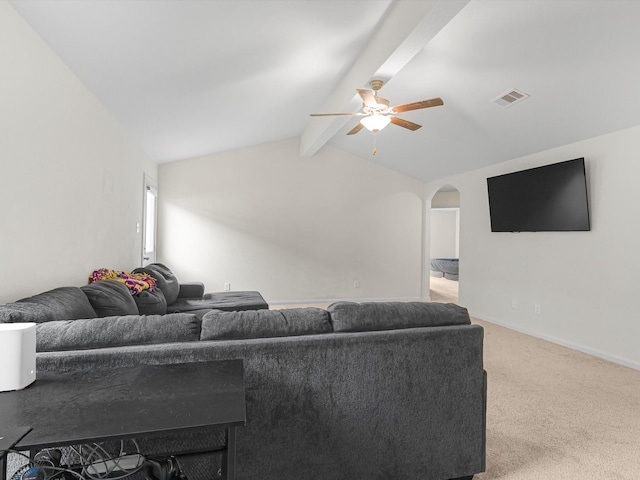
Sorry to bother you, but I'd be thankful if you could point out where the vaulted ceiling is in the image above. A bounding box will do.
[11,0,640,182]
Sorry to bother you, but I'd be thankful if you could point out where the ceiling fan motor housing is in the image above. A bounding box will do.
[369,79,384,91]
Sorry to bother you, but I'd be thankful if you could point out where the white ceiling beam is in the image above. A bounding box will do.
[300,0,470,157]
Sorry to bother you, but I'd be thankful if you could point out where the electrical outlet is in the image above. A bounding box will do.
[511,299,518,309]
[353,280,360,288]
[224,282,231,292]
[534,304,541,315]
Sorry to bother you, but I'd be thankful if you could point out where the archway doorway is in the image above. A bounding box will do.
[429,185,459,304]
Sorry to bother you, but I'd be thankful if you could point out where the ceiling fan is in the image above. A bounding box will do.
[310,79,443,135]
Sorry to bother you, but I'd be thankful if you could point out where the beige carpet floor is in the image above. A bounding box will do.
[273,281,640,479]
[428,276,640,479]
[429,275,459,304]
[473,318,640,479]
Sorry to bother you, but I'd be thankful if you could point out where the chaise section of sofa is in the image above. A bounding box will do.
[132,263,269,313]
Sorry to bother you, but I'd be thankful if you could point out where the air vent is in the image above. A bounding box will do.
[492,89,530,108]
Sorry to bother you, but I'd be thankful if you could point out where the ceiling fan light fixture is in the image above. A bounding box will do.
[360,114,391,132]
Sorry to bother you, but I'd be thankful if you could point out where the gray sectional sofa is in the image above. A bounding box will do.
[0,263,268,324]
[0,277,486,480]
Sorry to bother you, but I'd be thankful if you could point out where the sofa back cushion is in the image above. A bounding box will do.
[81,280,139,317]
[36,313,201,352]
[133,263,180,305]
[0,287,97,323]
[0,302,52,324]
[327,301,470,333]
[200,308,331,341]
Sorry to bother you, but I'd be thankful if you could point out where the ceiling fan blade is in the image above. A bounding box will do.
[390,116,422,131]
[357,88,377,107]
[346,123,364,135]
[310,112,362,117]
[392,97,444,113]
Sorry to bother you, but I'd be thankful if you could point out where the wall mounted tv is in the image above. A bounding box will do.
[487,158,590,232]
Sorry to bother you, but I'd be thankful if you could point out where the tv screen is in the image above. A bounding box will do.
[487,158,590,232]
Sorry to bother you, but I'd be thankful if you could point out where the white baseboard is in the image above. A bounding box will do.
[268,296,423,306]
[473,312,640,372]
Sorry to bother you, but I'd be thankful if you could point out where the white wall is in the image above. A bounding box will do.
[431,190,460,209]
[430,209,459,259]
[158,138,424,304]
[426,124,640,369]
[0,3,157,303]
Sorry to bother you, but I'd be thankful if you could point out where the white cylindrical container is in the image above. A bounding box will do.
[0,322,36,392]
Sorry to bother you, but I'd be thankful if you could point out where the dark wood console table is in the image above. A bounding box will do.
[0,359,246,480]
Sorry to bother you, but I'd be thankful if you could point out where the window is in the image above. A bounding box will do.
[142,175,158,265]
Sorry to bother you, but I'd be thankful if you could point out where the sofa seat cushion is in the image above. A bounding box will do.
[81,280,139,317]
[327,301,471,333]
[5,287,97,323]
[133,263,180,305]
[202,291,268,311]
[200,308,331,341]
[168,291,269,313]
[36,313,201,352]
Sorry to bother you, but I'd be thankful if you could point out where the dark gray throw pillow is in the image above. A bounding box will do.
[36,313,202,352]
[15,287,97,322]
[200,308,331,341]
[327,301,471,333]
[133,288,167,315]
[81,280,139,317]
[133,263,180,305]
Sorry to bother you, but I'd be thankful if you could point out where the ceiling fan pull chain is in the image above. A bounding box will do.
[372,133,377,156]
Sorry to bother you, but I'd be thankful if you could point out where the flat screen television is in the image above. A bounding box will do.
[487,158,590,232]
